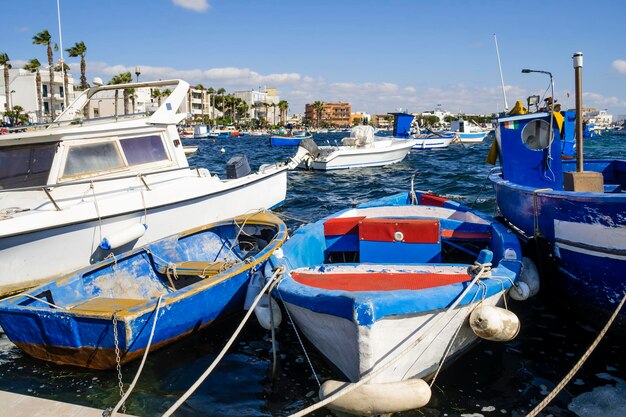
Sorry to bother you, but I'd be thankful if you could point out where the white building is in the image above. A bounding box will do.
[583,108,613,128]
[233,88,279,123]
[1,66,75,123]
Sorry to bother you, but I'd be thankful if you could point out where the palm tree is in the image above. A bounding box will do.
[0,53,10,111]
[33,30,55,117]
[263,101,270,125]
[217,88,226,114]
[23,58,43,121]
[108,72,133,115]
[66,41,88,90]
[54,62,71,110]
[313,101,324,128]
[207,87,215,123]
[271,103,278,126]
[278,100,288,126]
[151,89,162,107]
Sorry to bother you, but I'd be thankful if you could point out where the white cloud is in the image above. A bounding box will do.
[172,0,209,13]
[612,59,626,74]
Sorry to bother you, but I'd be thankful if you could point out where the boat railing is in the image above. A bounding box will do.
[0,166,204,211]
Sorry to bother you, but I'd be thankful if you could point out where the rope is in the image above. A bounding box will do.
[109,295,164,417]
[161,266,285,417]
[525,292,626,417]
[532,189,552,238]
[286,263,491,417]
[22,293,69,310]
[272,211,311,225]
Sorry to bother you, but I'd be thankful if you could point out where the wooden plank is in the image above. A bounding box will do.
[0,390,136,417]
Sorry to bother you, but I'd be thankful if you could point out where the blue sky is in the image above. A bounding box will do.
[2,0,626,117]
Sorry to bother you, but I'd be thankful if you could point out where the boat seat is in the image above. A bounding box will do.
[359,218,441,263]
[419,194,449,207]
[324,216,366,253]
[69,297,147,313]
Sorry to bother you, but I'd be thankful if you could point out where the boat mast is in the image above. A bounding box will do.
[494,34,508,112]
[57,0,67,107]
[573,52,584,172]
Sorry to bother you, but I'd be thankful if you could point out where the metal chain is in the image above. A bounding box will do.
[112,313,126,414]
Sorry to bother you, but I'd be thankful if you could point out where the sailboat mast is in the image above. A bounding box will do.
[494,34,508,112]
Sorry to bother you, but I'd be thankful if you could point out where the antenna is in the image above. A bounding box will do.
[493,34,508,112]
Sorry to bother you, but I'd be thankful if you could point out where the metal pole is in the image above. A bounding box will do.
[573,52,583,172]
[57,0,67,107]
[494,34,509,112]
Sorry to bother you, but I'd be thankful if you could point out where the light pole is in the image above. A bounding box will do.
[135,67,141,83]
[9,90,15,110]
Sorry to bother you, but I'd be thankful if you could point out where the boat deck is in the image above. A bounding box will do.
[0,390,136,416]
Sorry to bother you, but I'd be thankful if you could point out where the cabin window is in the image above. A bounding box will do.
[120,135,169,166]
[0,143,57,189]
[63,142,124,177]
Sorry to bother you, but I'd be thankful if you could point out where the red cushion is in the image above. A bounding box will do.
[420,194,448,207]
[324,216,366,236]
[359,218,440,243]
[291,270,468,291]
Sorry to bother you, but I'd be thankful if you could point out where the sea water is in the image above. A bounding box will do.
[0,133,624,417]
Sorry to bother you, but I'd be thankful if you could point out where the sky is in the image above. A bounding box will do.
[2,0,626,117]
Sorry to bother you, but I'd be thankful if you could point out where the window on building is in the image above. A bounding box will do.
[42,85,48,98]
[43,102,50,114]
[120,135,169,166]
[59,86,64,98]
[0,143,57,189]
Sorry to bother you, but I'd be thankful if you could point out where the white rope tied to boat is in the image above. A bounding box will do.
[286,263,492,417]
[525,291,626,417]
[108,294,164,417]
[161,266,286,417]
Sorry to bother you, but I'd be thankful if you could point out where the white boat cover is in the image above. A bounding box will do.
[346,125,375,147]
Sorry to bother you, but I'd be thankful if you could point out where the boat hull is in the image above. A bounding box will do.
[306,140,415,170]
[490,166,626,319]
[411,136,454,150]
[270,135,311,146]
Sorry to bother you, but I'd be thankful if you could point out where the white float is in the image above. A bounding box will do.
[469,304,520,342]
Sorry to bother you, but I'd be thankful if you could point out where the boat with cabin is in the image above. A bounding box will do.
[264,190,528,415]
[270,129,313,146]
[0,79,288,297]
[290,125,415,170]
[447,119,488,144]
[390,112,454,150]
[0,211,287,369]
[488,52,626,326]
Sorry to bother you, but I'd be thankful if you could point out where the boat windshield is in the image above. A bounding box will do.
[0,143,57,190]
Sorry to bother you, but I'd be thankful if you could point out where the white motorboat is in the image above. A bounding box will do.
[292,126,415,171]
[0,79,288,296]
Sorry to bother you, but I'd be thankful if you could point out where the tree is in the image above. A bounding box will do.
[278,100,288,126]
[151,89,162,106]
[23,58,43,121]
[108,72,133,115]
[217,88,226,113]
[206,87,215,123]
[66,41,88,90]
[0,53,10,111]
[5,105,29,125]
[313,101,324,128]
[54,62,71,110]
[33,30,55,117]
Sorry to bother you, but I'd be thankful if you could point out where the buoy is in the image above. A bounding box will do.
[509,281,531,301]
[254,294,282,330]
[100,223,147,250]
[220,147,226,153]
[319,378,431,416]
[469,304,520,342]
[520,256,540,297]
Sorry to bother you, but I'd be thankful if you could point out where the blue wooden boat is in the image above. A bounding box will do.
[270,131,312,146]
[488,54,626,325]
[265,191,525,415]
[0,211,287,369]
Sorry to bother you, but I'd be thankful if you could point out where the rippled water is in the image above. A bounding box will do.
[0,133,624,417]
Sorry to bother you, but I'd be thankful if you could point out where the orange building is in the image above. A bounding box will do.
[304,102,352,127]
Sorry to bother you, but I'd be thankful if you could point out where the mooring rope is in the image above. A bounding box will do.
[286,263,491,417]
[161,266,285,417]
[108,295,164,417]
[524,292,626,417]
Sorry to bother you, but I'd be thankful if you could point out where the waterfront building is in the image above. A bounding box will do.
[0,66,75,123]
[583,108,613,129]
[350,111,371,125]
[304,102,352,127]
[371,114,393,129]
[233,88,279,124]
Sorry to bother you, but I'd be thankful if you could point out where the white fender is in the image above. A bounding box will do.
[509,281,531,301]
[254,294,282,330]
[520,256,540,297]
[100,223,147,250]
[319,378,431,416]
[470,305,520,342]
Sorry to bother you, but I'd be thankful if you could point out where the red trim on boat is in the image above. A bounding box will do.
[441,229,492,240]
[324,216,366,236]
[291,270,469,291]
[420,194,448,207]
[359,218,440,243]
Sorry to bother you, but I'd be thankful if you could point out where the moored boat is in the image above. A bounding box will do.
[489,52,626,326]
[270,130,313,146]
[291,125,415,170]
[0,211,287,369]
[0,79,288,297]
[265,190,528,415]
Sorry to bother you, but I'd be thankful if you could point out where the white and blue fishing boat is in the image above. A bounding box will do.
[389,112,454,150]
[265,190,528,415]
[0,211,287,369]
[488,52,626,325]
[270,130,312,147]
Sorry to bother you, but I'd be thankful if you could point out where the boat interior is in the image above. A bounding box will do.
[15,221,279,312]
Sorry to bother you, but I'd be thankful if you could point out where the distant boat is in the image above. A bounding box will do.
[0,211,287,369]
[193,124,209,139]
[178,126,194,138]
[265,191,526,415]
[270,130,313,146]
[447,120,488,144]
[489,53,626,326]
[389,112,453,150]
[291,126,415,170]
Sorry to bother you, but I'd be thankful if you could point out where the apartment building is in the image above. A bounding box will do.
[304,102,352,127]
[233,88,279,123]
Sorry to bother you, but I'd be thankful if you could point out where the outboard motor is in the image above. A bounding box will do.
[226,154,252,179]
[288,138,320,169]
